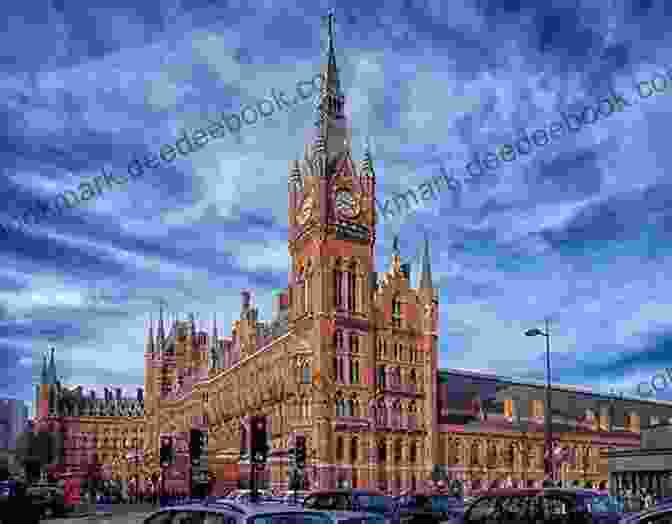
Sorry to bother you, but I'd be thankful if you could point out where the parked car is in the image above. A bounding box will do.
[396,492,465,523]
[27,481,71,518]
[618,501,672,523]
[224,489,272,502]
[461,488,623,524]
[303,489,400,524]
[141,500,375,523]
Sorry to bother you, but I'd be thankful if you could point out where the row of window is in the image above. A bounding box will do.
[334,330,359,352]
[334,436,421,464]
[334,357,360,384]
[376,366,419,389]
[444,440,598,472]
[376,339,419,362]
[503,399,669,432]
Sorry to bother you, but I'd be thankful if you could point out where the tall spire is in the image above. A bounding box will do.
[41,354,48,384]
[313,8,349,161]
[157,302,166,348]
[47,347,57,385]
[420,233,433,290]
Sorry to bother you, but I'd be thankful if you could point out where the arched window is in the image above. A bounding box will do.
[409,442,417,463]
[409,369,417,392]
[471,442,480,466]
[448,439,459,466]
[336,436,344,462]
[347,398,354,417]
[392,296,401,327]
[394,367,401,388]
[394,439,402,463]
[347,262,356,312]
[349,333,359,353]
[301,363,311,384]
[351,361,360,384]
[378,441,387,463]
[351,437,358,464]
[392,400,401,428]
[377,366,386,388]
[334,267,343,308]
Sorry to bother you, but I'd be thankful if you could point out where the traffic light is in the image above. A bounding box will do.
[250,416,268,464]
[190,429,203,460]
[295,435,306,469]
[160,437,173,466]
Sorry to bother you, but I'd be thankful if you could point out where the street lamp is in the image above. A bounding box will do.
[525,318,553,484]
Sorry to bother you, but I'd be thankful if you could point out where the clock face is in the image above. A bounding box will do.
[334,189,358,218]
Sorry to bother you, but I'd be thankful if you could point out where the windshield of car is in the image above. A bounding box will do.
[586,495,621,514]
[248,514,331,524]
[430,495,463,512]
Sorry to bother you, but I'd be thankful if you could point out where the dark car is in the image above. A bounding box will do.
[619,501,672,523]
[462,488,623,524]
[143,500,364,523]
[303,489,400,523]
[397,492,464,523]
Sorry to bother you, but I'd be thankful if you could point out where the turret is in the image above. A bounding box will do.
[157,303,166,350]
[146,314,155,355]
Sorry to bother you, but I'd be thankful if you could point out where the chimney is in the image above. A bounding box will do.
[137,388,143,402]
[115,388,122,401]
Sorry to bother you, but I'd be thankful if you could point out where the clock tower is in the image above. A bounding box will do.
[287,10,377,327]
[286,10,379,472]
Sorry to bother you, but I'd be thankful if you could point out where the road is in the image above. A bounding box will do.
[49,503,156,524]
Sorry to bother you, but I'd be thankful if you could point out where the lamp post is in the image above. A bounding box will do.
[525,318,553,484]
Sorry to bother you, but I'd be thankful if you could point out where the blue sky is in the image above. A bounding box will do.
[2,0,672,417]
